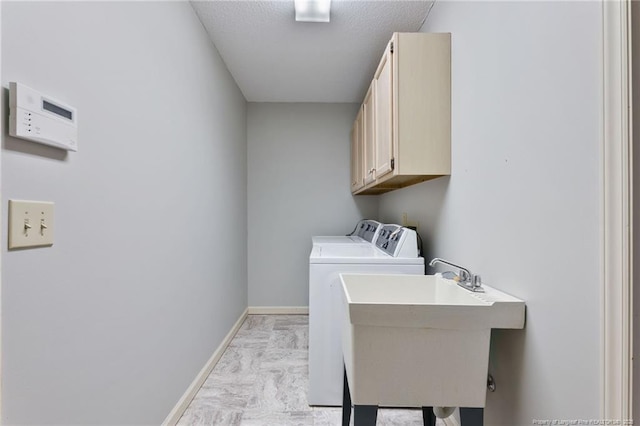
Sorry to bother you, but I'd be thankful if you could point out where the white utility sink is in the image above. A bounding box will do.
[340,273,525,409]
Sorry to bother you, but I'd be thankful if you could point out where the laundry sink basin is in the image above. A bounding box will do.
[342,273,524,330]
[339,273,525,409]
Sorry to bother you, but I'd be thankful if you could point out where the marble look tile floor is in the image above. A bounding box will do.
[178,315,445,426]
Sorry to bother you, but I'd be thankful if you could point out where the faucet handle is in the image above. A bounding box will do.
[459,269,470,282]
[472,274,482,288]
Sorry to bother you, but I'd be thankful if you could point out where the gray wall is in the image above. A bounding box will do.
[1,2,247,424]
[378,2,602,425]
[247,103,378,307]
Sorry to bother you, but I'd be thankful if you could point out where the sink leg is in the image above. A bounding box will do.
[342,367,352,426]
[460,407,484,426]
[354,405,378,425]
[421,407,436,426]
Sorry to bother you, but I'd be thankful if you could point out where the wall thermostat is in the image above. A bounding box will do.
[9,82,78,151]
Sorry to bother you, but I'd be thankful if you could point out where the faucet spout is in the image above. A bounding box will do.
[429,258,472,278]
[429,258,484,293]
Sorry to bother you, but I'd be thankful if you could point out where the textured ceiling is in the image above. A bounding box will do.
[190,1,433,102]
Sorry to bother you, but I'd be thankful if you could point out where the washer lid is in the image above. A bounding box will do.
[312,235,367,245]
[309,244,424,265]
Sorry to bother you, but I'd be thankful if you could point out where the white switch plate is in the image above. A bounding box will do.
[8,200,55,249]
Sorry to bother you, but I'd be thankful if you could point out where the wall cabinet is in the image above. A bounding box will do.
[351,32,451,195]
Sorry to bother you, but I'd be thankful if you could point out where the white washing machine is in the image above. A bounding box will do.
[311,219,382,246]
[308,224,425,406]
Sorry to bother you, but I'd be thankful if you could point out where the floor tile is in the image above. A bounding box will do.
[377,408,424,425]
[212,346,264,376]
[177,408,243,426]
[260,348,308,369]
[312,407,342,425]
[240,410,315,426]
[274,315,309,329]
[195,374,257,410]
[228,330,272,349]
[247,365,310,412]
[241,315,277,332]
[268,327,308,350]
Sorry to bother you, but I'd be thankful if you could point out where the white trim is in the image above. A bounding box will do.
[602,0,633,421]
[162,308,249,426]
[0,2,4,420]
[248,306,309,315]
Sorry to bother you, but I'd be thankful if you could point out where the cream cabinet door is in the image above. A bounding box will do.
[351,109,364,192]
[363,83,376,185]
[374,44,393,179]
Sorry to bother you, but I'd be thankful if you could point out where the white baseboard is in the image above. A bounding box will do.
[162,308,249,426]
[248,306,309,315]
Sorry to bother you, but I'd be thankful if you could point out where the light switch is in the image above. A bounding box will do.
[9,200,55,249]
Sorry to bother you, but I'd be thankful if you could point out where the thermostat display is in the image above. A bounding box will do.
[9,82,78,151]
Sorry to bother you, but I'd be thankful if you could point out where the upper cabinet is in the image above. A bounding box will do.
[351,33,451,195]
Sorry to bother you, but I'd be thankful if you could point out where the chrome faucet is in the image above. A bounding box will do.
[429,258,484,292]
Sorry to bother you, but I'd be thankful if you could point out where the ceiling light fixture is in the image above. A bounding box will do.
[295,0,331,23]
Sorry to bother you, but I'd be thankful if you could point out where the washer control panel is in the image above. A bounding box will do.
[375,224,419,258]
[354,220,382,243]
